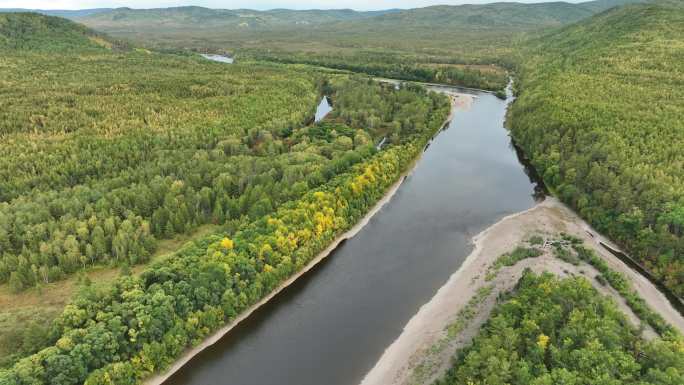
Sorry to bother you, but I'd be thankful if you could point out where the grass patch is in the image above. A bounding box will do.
[486,246,542,281]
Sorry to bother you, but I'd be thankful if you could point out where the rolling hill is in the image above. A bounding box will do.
[70,1,646,33]
[0,12,115,51]
[69,6,398,31]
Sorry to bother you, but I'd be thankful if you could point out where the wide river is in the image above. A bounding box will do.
[165,86,542,385]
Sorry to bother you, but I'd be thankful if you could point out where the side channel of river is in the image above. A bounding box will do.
[165,86,542,385]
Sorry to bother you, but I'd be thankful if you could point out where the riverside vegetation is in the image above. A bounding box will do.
[0,12,450,383]
[431,232,684,385]
[436,271,684,385]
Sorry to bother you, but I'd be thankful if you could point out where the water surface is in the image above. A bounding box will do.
[166,87,541,385]
[200,54,234,64]
[314,96,333,122]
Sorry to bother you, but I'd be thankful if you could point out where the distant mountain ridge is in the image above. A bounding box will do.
[0,1,647,32]
[0,8,112,18]
[325,0,651,31]
[60,5,402,30]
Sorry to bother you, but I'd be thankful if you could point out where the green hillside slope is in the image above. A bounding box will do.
[0,12,112,51]
[509,2,684,295]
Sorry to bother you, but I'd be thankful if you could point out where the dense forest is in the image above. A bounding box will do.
[436,271,684,384]
[0,13,319,292]
[0,12,451,381]
[509,2,684,296]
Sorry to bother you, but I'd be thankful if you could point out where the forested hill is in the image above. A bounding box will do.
[329,1,615,31]
[579,0,650,12]
[509,1,684,295]
[69,6,398,31]
[72,1,645,33]
[0,12,115,51]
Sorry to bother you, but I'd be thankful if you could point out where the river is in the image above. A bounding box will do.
[164,85,542,385]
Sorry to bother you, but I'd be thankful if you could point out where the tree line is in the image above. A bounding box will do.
[242,49,508,92]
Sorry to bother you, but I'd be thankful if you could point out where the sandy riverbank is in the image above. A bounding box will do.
[359,197,684,385]
[144,90,468,385]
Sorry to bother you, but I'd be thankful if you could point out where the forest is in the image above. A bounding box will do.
[0,14,319,293]
[0,12,451,381]
[2,0,684,383]
[509,1,684,296]
[436,271,684,384]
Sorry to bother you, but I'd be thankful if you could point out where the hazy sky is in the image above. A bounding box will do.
[1,0,588,11]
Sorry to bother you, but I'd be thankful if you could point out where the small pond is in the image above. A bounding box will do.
[200,54,234,64]
[315,96,333,122]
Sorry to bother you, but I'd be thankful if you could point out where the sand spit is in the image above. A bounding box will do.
[359,197,684,385]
